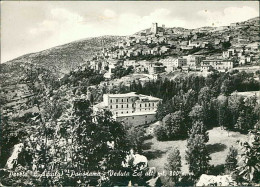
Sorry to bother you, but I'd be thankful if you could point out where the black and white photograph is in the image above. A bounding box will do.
[0,1,259,186]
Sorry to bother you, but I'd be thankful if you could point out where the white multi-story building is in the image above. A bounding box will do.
[159,58,177,72]
[148,65,166,74]
[93,92,162,126]
[174,58,187,68]
[159,58,187,72]
[201,59,233,72]
[223,49,236,58]
[123,60,136,68]
[183,55,205,69]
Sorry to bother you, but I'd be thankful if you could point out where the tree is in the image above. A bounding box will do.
[222,41,231,50]
[188,121,209,143]
[198,87,216,127]
[198,87,215,105]
[221,79,234,96]
[164,147,182,185]
[64,101,130,185]
[156,99,176,121]
[74,106,129,174]
[189,104,204,123]
[185,134,211,178]
[228,93,245,130]
[236,124,260,184]
[182,89,197,114]
[156,102,167,121]
[235,96,258,133]
[2,97,130,186]
[186,120,210,178]
[225,146,238,174]
[154,125,168,141]
[112,66,133,79]
[162,110,186,140]
[125,126,146,154]
[217,95,231,130]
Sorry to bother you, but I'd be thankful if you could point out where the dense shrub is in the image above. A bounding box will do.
[154,125,168,141]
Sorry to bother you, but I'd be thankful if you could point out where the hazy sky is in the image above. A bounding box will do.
[1,1,259,63]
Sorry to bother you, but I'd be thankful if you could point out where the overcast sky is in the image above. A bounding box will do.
[1,1,259,63]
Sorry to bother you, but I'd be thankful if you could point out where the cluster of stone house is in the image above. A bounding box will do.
[104,17,258,61]
[222,43,259,65]
[86,18,259,78]
[93,92,162,126]
[100,55,236,79]
[98,22,216,62]
[158,55,234,73]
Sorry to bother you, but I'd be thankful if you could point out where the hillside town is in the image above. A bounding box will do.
[85,18,259,81]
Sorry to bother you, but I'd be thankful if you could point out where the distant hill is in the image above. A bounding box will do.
[1,35,124,77]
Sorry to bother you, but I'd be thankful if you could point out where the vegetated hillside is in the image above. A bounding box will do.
[0,35,124,114]
[0,35,125,79]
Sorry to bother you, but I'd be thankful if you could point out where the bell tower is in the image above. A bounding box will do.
[151,23,158,34]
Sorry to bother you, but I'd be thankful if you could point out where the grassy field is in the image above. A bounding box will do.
[143,123,247,174]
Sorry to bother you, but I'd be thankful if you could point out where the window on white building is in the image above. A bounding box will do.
[116,105,118,108]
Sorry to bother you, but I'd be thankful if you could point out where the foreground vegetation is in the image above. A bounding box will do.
[0,63,259,186]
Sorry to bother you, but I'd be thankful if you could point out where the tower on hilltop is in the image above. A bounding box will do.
[151,23,158,34]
